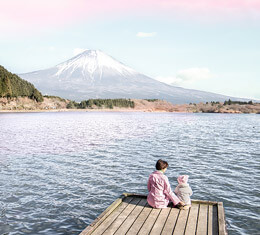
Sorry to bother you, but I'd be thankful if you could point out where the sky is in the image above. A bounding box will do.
[0,0,260,100]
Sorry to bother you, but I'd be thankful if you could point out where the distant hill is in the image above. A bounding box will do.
[0,65,43,102]
[20,50,252,104]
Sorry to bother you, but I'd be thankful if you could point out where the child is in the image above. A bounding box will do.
[174,175,193,209]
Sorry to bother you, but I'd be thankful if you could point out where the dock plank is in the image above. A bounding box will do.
[90,196,133,235]
[212,203,218,235]
[137,208,161,235]
[208,205,213,235]
[173,208,189,235]
[196,204,208,235]
[102,197,141,235]
[114,198,147,235]
[185,203,199,235]
[126,203,153,234]
[150,207,171,235]
[161,208,179,235]
[218,202,226,235]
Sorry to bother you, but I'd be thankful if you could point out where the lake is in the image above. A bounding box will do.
[0,112,259,235]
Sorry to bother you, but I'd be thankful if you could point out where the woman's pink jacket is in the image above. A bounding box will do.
[147,171,180,208]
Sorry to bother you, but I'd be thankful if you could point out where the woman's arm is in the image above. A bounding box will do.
[174,186,178,195]
[164,176,181,206]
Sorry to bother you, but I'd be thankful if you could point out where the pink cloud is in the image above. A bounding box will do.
[1,0,259,35]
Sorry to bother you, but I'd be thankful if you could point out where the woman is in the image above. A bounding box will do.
[147,159,185,208]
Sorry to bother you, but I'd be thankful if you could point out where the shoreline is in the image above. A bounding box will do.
[0,108,185,113]
[1,98,259,114]
[0,108,258,114]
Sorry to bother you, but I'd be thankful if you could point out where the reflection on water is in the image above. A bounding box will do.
[0,112,259,234]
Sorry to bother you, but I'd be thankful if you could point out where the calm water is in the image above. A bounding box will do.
[0,112,259,235]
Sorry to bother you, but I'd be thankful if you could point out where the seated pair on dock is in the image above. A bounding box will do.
[147,159,192,210]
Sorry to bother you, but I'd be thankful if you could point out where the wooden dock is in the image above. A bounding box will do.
[80,193,227,235]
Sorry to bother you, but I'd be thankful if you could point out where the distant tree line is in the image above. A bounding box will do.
[189,100,254,106]
[189,101,220,106]
[66,98,135,109]
[0,65,43,102]
[205,101,220,105]
[145,99,159,102]
[224,99,253,105]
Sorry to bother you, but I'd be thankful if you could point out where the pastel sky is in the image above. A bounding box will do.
[0,0,260,99]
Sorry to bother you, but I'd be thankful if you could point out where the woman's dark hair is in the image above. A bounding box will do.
[156,159,169,170]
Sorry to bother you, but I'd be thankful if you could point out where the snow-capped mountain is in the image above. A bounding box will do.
[54,50,139,83]
[20,50,246,103]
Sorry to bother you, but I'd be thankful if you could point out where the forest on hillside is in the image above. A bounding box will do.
[66,98,135,109]
[0,65,43,102]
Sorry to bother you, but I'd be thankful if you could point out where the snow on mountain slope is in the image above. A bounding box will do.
[19,50,248,103]
[55,50,138,78]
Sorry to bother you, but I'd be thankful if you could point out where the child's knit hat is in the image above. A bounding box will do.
[177,175,189,184]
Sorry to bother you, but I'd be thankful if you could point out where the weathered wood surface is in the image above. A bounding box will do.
[161,207,179,235]
[114,199,147,235]
[218,202,227,235]
[126,202,152,234]
[197,204,208,235]
[185,203,199,234]
[80,193,227,235]
[149,207,170,235]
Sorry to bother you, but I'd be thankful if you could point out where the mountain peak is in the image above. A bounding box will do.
[55,49,137,77]
[73,49,103,58]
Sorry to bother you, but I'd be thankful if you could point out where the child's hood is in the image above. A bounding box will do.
[177,175,189,184]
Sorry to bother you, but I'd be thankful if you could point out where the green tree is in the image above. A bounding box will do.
[0,65,44,102]
[66,101,78,109]
[79,100,87,109]
[1,75,12,97]
[31,89,43,102]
